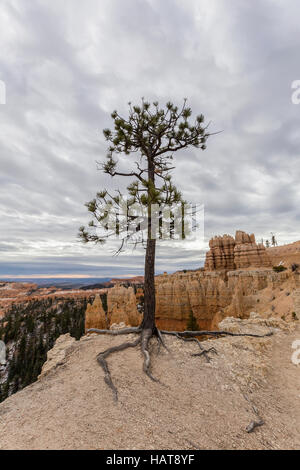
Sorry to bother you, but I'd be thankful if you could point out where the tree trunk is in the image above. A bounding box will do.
[141,237,156,331]
[141,157,156,332]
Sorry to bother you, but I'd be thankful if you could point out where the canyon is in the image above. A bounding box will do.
[85,286,142,331]
[1,229,300,404]
[0,282,106,318]
[1,229,300,446]
[3,230,299,334]
[85,231,300,331]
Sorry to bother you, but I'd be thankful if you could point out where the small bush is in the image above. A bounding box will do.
[291,263,299,272]
[186,311,199,331]
[292,312,298,320]
[273,265,287,273]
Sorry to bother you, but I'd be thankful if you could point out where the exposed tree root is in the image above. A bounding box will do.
[87,327,272,401]
[172,333,217,363]
[156,328,169,352]
[97,336,141,402]
[246,418,264,433]
[160,329,273,339]
[141,328,160,383]
[88,327,141,336]
[243,393,265,433]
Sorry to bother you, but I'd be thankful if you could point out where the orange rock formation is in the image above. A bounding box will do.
[108,285,141,327]
[155,268,295,330]
[85,295,107,331]
[84,232,300,333]
[85,286,141,330]
[204,234,236,271]
[204,230,271,271]
[267,240,300,266]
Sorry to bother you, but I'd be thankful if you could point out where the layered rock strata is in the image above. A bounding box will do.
[204,231,271,271]
[85,294,107,331]
[86,286,141,330]
[155,268,290,330]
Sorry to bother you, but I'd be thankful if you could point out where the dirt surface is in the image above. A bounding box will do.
[268,240,300,266]
[0,320,299,450]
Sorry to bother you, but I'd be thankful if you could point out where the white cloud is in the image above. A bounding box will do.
[0,0,299,277]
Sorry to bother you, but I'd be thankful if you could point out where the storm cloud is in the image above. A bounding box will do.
[0,0,299,277]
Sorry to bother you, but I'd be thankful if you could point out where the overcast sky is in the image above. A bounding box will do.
[0,0,300,278]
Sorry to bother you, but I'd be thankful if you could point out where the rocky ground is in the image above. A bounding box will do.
[0,315,299,450]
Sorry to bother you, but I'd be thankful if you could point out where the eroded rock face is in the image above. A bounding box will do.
[38,334,76,379]
[204,234,236,271]
[155,271,231,330]
[234,231,271,269]
[205,231,272,271]
[219,313,296,335]
[85,268,289,333]
[84,231,297,333]
[267,240,300,266]
[155,268,292,331]
[85,286,141,331]
[85,294,107,331]
[108,286,141,327]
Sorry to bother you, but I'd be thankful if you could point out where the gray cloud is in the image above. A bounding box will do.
[0,0,299,278]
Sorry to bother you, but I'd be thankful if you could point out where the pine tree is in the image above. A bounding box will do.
[187,311,200,331]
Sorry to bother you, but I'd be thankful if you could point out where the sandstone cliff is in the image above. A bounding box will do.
[204,230,271,271]
[108,285,141,327]
[85,286,141,330]
[85,294,107,331]
[204,234,236,271]
[267,240,300,266]
[154,267,298,330]
[155,270,231,330]
[84,232,300,333]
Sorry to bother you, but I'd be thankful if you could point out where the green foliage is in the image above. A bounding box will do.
[186,311,200,331]
[0,297,87,403]
[291,263,299,272]
[79,99,211,249]
[273,265,287,273]
[100,293,108,313]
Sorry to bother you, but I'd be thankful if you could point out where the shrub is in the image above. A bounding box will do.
[186,311,200,331]
[292,312,298,320]
[273,265,287,273]
[291,263,299,272]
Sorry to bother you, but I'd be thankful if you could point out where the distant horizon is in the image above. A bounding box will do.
[0,274,143,280]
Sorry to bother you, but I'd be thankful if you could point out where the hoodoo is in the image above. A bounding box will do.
[205,230,272,271]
